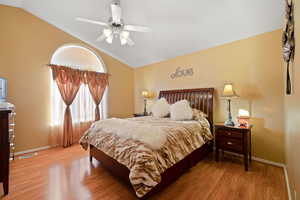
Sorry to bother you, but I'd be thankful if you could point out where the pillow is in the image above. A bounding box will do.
[170,100,193,120]
[192,109,208,120]
[151,98,170,118]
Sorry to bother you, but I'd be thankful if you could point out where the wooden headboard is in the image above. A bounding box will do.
[159,88,214,128]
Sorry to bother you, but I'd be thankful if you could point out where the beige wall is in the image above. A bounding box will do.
[135,30,285,163]
[285,0,300,199]
[0,5,134,152]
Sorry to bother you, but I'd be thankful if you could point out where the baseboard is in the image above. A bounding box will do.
[283,166,292,200]
[252,156,285,168]
[221,150,285,167]
[15,145,57,156]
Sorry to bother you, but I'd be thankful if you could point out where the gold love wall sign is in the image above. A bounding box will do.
[170,67,194,79]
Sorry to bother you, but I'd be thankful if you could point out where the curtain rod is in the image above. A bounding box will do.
[46,64,111,76]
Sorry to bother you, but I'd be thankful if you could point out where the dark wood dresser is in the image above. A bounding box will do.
[0,109,11,195]
[215,123,253,171]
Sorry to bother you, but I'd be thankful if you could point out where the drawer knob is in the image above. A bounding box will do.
[227,142,233,145]
[228,133,232,136]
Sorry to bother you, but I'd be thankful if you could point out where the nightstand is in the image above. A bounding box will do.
[214,123,253,171]
[133,113,148,117]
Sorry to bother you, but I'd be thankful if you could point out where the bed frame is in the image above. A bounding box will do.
[89,88,214,199]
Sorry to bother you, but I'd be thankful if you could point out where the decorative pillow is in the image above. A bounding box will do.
[192,109,208,120]
[151,98,170,118]
[170,100,193,120]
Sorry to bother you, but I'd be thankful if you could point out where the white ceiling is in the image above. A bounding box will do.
[1,0,284,68]
[0,0,22,8]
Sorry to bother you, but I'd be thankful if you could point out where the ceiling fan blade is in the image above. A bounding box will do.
[124,25,151,33]
[111,3,122,24]
[126,37,135,46]
[76,17,109,27]
[96,33,107,42]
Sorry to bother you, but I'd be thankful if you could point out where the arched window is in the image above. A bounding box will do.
[50,44,108,126]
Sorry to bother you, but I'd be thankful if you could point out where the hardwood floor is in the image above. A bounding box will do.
[1,145,288,200]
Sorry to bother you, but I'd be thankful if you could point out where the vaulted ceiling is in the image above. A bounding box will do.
[1,0,284,67]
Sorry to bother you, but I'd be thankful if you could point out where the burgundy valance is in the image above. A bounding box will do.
[48,64,109,85]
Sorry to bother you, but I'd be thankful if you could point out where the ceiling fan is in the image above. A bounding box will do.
[76,0,151,46]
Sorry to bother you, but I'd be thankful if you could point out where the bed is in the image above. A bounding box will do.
[80,88,214,199]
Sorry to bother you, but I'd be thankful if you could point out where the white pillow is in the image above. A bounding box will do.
[151,98,170,118]
[170,100,193,121]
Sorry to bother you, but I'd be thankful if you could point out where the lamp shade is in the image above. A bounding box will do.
[222,83,238,98]
[142,90,150,98]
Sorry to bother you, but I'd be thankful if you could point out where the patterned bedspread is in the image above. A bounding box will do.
[80,116,213,197]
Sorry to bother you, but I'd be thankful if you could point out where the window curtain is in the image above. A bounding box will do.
[283,0,295,95]
[50,65,84,147]
[85,71,109,121]
[50,79,95,147]
[49,65,109,148]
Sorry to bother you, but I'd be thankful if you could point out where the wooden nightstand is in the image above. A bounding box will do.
[133,113,149,117]
[214,123,253,171]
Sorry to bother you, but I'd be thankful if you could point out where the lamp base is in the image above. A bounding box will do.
[224,119,235,126]
[225,98,235,126]
[143,99,147,116]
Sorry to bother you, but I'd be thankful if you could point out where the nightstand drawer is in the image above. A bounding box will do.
[217,138,243,153]
[216,129,243,139]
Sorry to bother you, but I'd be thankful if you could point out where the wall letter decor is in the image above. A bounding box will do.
[170,67,194,79]
[282,0,295,95]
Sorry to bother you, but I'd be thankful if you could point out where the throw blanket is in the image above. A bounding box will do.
[80,116,212,197]
[91,118,168,149]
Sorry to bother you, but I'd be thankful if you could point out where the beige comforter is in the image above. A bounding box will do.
[80,116,212,197]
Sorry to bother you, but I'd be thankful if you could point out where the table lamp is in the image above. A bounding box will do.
[142,90,150,115]
[222,83,239,126]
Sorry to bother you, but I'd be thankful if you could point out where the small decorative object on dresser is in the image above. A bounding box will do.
[222,83,239,126]
[215,123,253,171]
[0,77,7,102]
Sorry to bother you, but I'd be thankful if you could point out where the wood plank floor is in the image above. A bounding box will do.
[0,145,288,200]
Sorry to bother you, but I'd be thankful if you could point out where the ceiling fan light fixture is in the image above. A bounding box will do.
[106,36,113,44]
[103,28,112,37]
[121,31,130,39]
[120,37,127,45]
